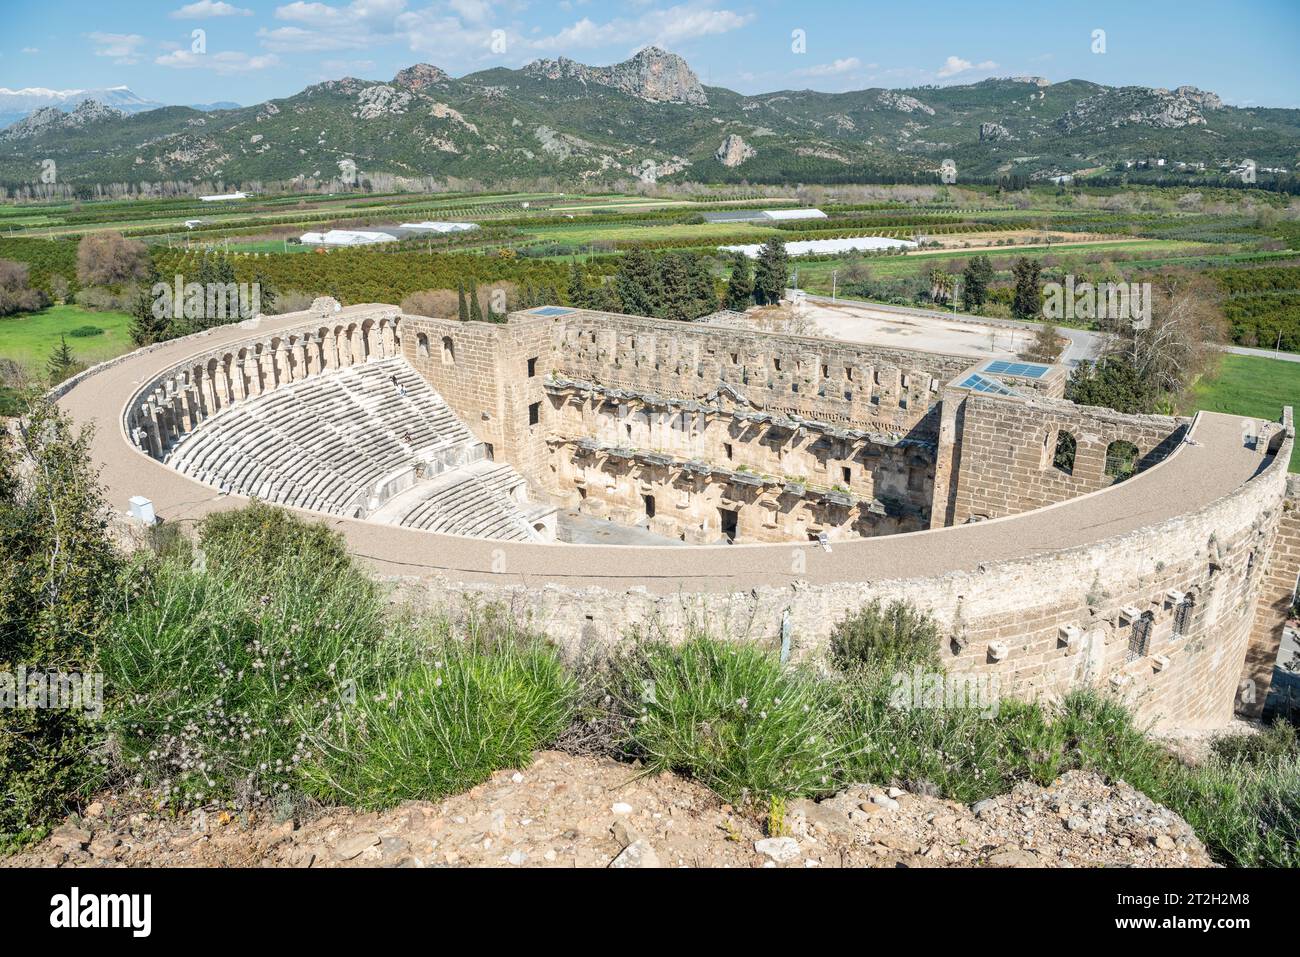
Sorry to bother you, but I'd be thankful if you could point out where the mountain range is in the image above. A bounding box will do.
[0,86,238,130]
[0,47,1295,188]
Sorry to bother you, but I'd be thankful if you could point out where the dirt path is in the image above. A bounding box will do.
[5,752,1214,869]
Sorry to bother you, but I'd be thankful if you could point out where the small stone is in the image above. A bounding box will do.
[84,801,105,821]
[986,847,1039,868]
[754,837,801,863]
[611,802,634,816]
[511,772,524,784]
[49,825,92,852]
[507,849,528,866]
[971,799,997,818]
[333,833,380,861]
[886,787,904,799]
[1154,834,1176,851]
[609,840,661,868]
[869,793,900,811]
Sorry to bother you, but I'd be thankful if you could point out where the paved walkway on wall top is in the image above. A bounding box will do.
[56,306,1286,596]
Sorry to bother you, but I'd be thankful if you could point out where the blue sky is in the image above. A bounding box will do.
[3,0,1298,108]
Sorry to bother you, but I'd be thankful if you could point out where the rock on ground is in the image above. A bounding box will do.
[2,756,1214,869]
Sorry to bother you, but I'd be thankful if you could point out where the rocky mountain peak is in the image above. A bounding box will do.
[394,64,450,92]
[525,46,707,106]
[1,99,123,140]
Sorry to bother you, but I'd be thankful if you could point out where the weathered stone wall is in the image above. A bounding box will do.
[400,313,553,481]
[543,382,931,542]
[1240,472,1300,716]
[390,429,1290,730]
[939,392,1188,526]
[543,308,972,436]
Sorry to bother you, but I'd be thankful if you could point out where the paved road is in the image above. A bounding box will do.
[1225,345,1300,364]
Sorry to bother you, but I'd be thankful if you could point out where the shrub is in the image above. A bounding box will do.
[66,325,104,338]
[615,636,849,804]
[0,399,122,847]
[101,554,404,811]
[302,633,574,809]
[829,599,941,674]
[198,500,353,593]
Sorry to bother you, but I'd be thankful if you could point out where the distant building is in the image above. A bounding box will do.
[719,236,915,258]
[398,221,479,234]
[300,229,399,247]
[199,191,248,202]
[701,208,827,224]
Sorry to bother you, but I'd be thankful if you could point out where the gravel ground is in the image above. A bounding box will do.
[4,752,1214,869]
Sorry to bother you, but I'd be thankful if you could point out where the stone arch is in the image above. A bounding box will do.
[417,333,430,359]
[441,335,455,365]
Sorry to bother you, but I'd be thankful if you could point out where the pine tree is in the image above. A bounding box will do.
[685,253,719,319]
[46,336,75,384]
[724,253,753,311]
[252,271,277,314]
[129,261,169,346]
[567,262,588,308]
[656,252,691,321]
[457,282,469,322]
[752,237,789,305]
[468,284,484,322]
[1011,257,1043,322]
[615,246,657,316]
[961,255,993,312]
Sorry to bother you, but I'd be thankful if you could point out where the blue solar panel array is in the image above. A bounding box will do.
[984,360,1050,379]
[957,373,1022,396]
[530,306,575,316]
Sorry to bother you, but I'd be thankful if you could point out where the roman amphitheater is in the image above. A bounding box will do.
[55,296,1299,731]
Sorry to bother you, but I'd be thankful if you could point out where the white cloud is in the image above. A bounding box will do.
[257,0,751,68]
[21,47,39,55]
[170,1,254,17]
[794,57,863,78]
[88,32,146,65]
[937,55,998,78]
[156,49,281,73]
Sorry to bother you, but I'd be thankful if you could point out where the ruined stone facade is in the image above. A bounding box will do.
[71,300,1296,731]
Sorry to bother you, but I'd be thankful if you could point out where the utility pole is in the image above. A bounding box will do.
[831,270,837,301]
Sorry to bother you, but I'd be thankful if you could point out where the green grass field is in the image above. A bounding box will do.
[1186,354,1300,471]
[0,305,135,377]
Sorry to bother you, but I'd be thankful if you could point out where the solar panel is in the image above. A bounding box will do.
[984,360,1050,379]
[530,306,575,316]
[957,373,1023,396]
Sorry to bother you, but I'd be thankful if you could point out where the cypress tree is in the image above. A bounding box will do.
[1011,257,1043,321]
[752,237,789,305]
[468,283,484,322]
[457,281,469,322]
[724,252,753,311]
[615,246,657,317]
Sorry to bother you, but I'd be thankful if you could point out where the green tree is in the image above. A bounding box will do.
[468,283,484,323]
[46,335,76,385]
[1027,322,1061,363]
[0,398,123,844]
[724,253,753,311]
[655,252,692,321]
[1011,257,1043,321]
[567,262,589,309]
[253,271,277,314]
[457,281,469,322]
[129,261,168,347]
[616,246,658,316]
[1064,356,1158,414]
[961,255,993,311]
[752,237,789,305]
